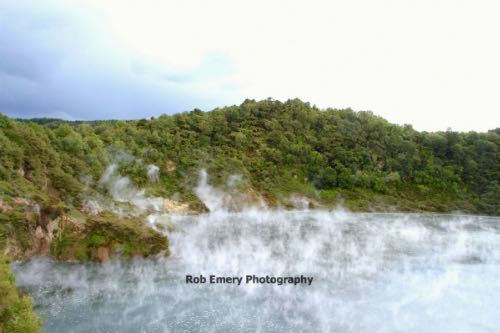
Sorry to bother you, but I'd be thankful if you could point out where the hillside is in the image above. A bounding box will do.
[0,100,500,215]
[1,97,499,259]
[0,98,498,331]
[2,98,498,218]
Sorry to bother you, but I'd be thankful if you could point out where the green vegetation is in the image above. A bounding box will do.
[0,98,498,331]
[0,254,42,333]
[1,98,498,216]
[50,213,169,262]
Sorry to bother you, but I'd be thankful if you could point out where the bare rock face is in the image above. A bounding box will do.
[3,200,168,262]
[93,246,111,262]
[0,200,12,213]
[163,199,189,213]
[14,197,30,205]
[81,199,103,215]
[33,225,52,256]
[166,160,176,175]
[31,217,60,256]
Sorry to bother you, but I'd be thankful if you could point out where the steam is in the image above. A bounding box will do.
[26,164,500,331]
[87,165,298,217]
[194,169,226,211]
[93,164,163,215]
[227,174,242,187]
[98,164,118,187]
[147,165,160,183]
[287,194,311,210]
[13,212,500,332]
[194,169,267,212]
[83,162,189,218]
[108,151,136,164]
[81,199,101,215]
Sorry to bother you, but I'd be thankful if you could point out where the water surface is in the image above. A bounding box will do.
[14,211,500,332]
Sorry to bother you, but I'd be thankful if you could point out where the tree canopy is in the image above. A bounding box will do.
[1,98,498,215]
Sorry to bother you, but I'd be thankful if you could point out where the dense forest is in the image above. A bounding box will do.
[0,98,498,331]
[1,98,498,216]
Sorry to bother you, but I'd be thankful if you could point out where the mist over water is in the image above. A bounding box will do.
[13,209,500,332]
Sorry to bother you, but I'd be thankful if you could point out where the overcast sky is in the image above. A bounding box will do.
[0,0,499,131]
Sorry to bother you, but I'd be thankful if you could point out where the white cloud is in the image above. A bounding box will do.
[3,0,500,131]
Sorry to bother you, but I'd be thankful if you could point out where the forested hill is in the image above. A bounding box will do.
[1,98,499,215]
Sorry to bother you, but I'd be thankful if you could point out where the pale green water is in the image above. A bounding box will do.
[13,211,500,332]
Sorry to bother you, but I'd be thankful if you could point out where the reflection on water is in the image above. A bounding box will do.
[13,211,500,333]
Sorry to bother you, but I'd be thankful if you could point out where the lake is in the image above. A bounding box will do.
[13,210,500,332]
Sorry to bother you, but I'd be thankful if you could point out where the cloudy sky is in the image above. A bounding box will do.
[0,0,499,131]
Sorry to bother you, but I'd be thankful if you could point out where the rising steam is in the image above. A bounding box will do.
[13,212,500,332]
[147,165,160,183]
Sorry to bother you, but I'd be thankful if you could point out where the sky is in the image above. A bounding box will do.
[0,0,499,132]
